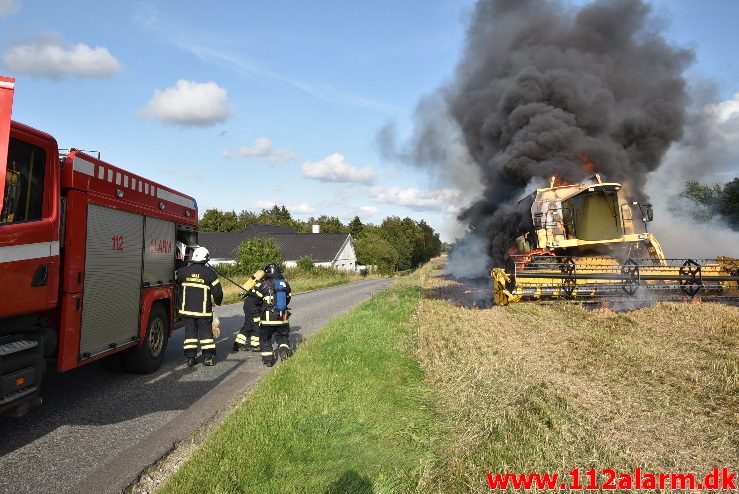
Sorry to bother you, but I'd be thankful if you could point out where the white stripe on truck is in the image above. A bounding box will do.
[73,157,95,176]
[0,241,59,263]
[156,188,196,209]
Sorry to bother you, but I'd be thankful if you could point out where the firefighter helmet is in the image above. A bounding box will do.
[191,246,210,263]
[264,263,281,277]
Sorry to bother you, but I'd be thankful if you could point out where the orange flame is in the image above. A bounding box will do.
[515,248,555,267]
[580,153,597,174]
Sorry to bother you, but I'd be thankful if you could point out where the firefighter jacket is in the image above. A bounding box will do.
[175,263,223,318]
[242,281,262,315]
[255,277,292,326]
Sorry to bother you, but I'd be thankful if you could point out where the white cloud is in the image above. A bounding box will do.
[222,137,297,164]
[302,153,377,185]
[372,186,462,212]
[139,80,232,127]
[254,199,314,214]
[290,202,315,214]
[0,0,20,17]
[360,206,378,215]
[2,34,121,79]
[255,199,277,209]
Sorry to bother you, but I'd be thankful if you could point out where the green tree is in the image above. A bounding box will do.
[674,178,739,230]
[199,208,239,232]
[258,205,293,225]
[418,220,442,261]
[237,209,259,230]
[681,180,723,204]
[379,216,416,270]
[348,215,364,237]
[307,215,349,233]
[235,237,284,275]
[720,177,739,229]
[355,231,399,275]
[221,211,239,231]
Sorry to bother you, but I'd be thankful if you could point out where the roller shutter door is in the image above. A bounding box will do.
[143,217,175,286]
[80,204,143,358]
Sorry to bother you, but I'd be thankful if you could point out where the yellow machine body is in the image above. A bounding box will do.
[492,175,739,305]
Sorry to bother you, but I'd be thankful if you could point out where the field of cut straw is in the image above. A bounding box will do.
[415,260,739,491]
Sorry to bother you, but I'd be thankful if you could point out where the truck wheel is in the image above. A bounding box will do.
[123,303,169,374]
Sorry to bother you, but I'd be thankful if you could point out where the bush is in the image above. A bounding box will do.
[355,231,399,275]
[297,256,315,272]
[235,237,283,275]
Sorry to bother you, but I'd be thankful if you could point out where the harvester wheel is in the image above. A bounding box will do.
[679,259,702,297]
[621,258,641,296]
[560,257,576,298]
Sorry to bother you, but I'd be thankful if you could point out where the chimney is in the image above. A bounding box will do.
[312,224,320,234]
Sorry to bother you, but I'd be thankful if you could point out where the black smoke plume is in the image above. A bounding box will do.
[401,0,695,271]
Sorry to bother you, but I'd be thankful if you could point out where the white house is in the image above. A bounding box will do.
[198,224,357,272]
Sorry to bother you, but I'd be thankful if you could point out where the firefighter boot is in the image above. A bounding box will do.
[204,356,215,367]
[233,333,248,352]
[186,357,197,367]
[278,343,292,361]
[262,354,276,367]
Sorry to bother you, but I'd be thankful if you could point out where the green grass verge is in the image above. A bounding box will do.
[159,282,439,494]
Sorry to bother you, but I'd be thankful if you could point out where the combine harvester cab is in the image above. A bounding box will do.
[492,174,739,305]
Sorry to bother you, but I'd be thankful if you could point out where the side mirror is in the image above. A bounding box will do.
[644,204,653,222]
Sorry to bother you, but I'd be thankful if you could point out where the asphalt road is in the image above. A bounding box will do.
[0,278,391,494]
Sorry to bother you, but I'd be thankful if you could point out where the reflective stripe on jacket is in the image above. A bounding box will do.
[175,263,223,318]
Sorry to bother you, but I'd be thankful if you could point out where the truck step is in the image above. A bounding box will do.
[0,340,39,356]
[0,385,38,406]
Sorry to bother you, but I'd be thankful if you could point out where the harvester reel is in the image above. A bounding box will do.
[679,259,702,297]
[560,257,576,298]
[620,258,641,296]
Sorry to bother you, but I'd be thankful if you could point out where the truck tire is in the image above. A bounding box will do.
[123,303,169,374]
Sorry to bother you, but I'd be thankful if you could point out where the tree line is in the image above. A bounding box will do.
[673,177,739,230]
[199,206,443,274]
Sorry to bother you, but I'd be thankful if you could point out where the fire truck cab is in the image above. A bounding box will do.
[0,76,199,416]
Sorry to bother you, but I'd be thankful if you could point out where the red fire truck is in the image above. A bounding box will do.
[0,76,199,416]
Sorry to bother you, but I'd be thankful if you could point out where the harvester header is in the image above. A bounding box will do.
[492,174,739,305]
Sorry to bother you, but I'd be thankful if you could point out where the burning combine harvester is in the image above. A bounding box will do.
[492,174,739,305]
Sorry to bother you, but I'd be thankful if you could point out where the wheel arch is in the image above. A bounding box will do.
[139,286,174,346]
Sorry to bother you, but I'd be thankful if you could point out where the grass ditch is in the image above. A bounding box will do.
[158,275,440,494]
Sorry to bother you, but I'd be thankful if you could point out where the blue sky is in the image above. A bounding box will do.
[2,0,738,241]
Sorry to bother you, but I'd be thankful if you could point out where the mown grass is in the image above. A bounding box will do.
[416,266,739,491]
[158,276,440,494]
[217,267,375,305]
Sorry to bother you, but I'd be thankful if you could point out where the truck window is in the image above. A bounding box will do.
[1,137,46,224]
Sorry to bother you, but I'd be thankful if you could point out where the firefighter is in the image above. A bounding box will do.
[255,263,292,367]
[175,246,223,367]
[232,269,265,353]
